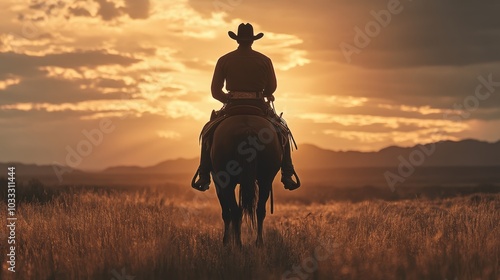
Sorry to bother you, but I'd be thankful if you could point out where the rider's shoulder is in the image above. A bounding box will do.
[250,49,270,59]
[219,49,272,62]
[218,49,239,61]
[245,50,273,64]
[250,49,267,57]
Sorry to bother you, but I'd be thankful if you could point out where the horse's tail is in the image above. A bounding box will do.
[239,131,258,228]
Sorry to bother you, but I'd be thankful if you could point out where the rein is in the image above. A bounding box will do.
[270,183,274,214]
[267,100,298,151]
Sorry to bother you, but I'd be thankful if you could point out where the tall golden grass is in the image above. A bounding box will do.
[0,186,498,279]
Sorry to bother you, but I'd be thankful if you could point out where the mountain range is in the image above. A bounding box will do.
[294,139,500,169]
[2,139,500,183]
[102,138,500,172]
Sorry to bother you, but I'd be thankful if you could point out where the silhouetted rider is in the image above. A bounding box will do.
[193,23,299,191]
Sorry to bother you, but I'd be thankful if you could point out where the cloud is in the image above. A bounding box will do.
[358,1,500,68]
[0,77,20,90]
[0,50,142,105]
[124,0,150,19]
[23,0,151,22]
[68,7,92,17]
[181,58,214,72]
[156,130,181,140]
[37,50,141,68]
[94,0,122,21]
[0,77,132,105]
[189,0,500,68]
[165,100,205,120]
[0,110,202,169]
[95,78,128,88]
[0,50,140,79]
[322,128,460,147]
[3,0,500,166]
[1,96,208,122]
[93,0,151,20]
[298,113,467,131]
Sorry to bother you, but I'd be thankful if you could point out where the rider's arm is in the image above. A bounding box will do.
[211,57,228,103]
[263,57,277,99]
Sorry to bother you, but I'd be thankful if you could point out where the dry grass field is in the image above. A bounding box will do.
[0,182,499,280]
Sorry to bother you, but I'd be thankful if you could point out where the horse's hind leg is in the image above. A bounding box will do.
[256,180,271,247]
[229,189,242,248]
[216,187,231,245]
[232,209,242,248]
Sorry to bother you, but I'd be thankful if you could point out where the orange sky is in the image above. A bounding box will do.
[2,0,500,170]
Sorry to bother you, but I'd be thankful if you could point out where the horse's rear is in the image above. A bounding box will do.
[211,114,282,247]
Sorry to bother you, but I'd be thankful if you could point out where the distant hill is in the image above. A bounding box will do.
[294,139,500,169]
[0,163,85,177]
[102,139,500,173]
[103,158,198,174]
[2,139,500,183]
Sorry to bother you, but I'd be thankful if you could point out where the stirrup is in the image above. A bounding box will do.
[191,169,210,191]
[282,171,301,190]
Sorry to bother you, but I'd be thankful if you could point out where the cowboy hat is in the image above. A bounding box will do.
[228,23,264,41]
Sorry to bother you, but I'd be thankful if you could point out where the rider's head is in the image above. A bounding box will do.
[228,23,263,48]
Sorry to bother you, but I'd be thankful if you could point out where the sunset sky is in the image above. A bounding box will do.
[2,0,500,170]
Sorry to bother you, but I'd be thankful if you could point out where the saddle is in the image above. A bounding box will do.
[225,104,265,116]
[199,103,297,150]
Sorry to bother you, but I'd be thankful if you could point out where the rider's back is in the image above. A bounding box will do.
[213,47,276,94]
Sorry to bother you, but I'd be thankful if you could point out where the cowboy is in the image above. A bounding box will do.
[192,23,300,191]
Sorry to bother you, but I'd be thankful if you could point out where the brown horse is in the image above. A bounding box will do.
[211,114,282,247]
